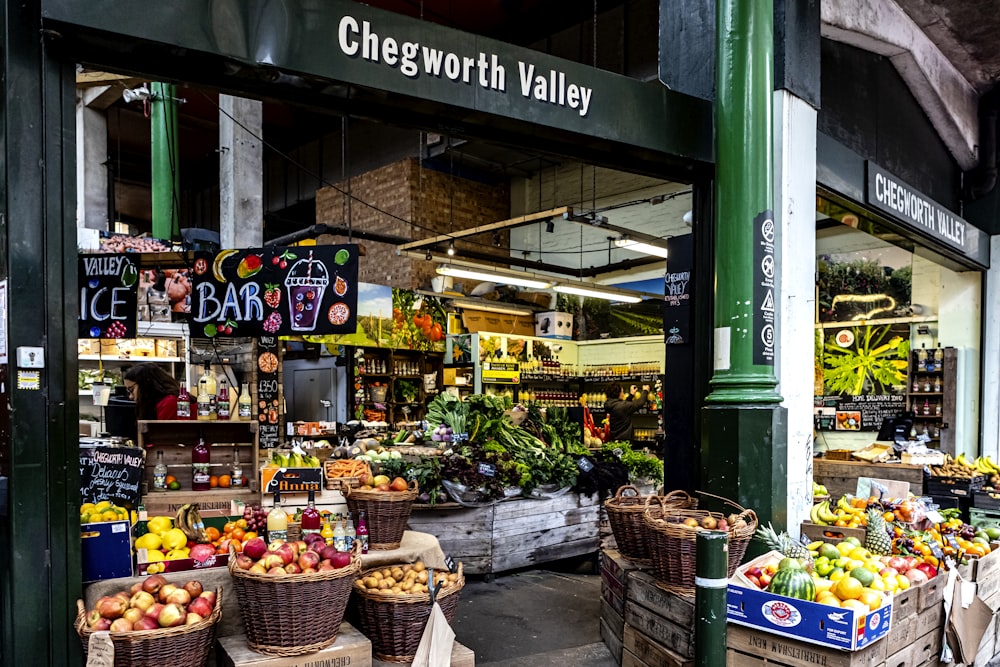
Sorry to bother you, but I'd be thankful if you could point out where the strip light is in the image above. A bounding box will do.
[448,298,533,317]
[614,236,669,259]
[554,284,643,303]
[436,265,552,290]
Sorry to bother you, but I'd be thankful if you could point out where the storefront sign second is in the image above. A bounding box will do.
[78,253,139,339]
[190,245,359,337]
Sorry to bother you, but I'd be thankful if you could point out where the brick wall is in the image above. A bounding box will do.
[315,158,509,290]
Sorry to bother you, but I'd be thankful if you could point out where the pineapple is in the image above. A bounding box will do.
[754,522,812,560]
[865,508,892,555]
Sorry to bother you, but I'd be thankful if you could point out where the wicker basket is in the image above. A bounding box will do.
[605,487,696,565]
[228,542,361,656]
[643,493,757,597]
[286,521,301,542]
[352,562,465,662]
[344,480,419,550]
[75,588,222,667]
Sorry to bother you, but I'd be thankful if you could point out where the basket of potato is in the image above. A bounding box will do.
[351,560,464,662]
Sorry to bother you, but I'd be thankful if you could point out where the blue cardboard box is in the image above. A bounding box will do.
[727,582,892,651]
[81,520,133,582]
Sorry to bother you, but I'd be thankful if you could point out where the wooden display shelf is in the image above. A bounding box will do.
[813,457,925,500]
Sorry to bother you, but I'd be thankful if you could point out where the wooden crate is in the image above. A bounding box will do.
[624,571,695,659]
[600,617,624,664]
[371,641,475,667]
[884,613,916,657]
[601,596,625,641]
[918,575,946,611]
[891,583,920,620]
[217,623,372,667]
[725,624,887,667]
[799,521,866,544]
[813,458,925,500]
[623,624,692,667]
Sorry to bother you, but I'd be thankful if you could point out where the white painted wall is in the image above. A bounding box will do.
[775,91,818,537]
[982,236,1000,460]
[938,268,982,457]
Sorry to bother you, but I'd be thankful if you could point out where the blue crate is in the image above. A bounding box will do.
[81,520,133,582]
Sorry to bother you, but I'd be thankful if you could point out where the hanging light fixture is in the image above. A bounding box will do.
[436,264,552,289]
[448,298,533,317]
[553,284,643,303]
[614,235,669,259]
[447,240,456,256]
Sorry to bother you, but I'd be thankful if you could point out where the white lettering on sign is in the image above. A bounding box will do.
[871,170,966,250]
[337,14,592,117]
[192,282,264,323]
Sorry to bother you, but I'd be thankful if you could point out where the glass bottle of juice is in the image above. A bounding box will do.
[356,510,369,554]
[333,516,347,551]
[176,382,191,420]
[321,517,335,545]
[153,449,168,491]
[238,383,252,420]
[917,344,928,372]
[217,379,230,420]
[934,343,944,367]
[197,363,217,420]
[300,489,321,538]
[344,512,356,551]
[191,432,211,491]
[267,491,288,543]
[230,446,243,488]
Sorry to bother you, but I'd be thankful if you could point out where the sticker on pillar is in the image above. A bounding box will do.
[752,210,776,366]
[714,327,731,370]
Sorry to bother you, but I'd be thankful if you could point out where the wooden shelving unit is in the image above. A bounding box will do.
[906,346,957,456]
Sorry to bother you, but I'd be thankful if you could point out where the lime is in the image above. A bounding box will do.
[203,323,217,338]
[987,527,1000,541]
[168,480,181,490]
[120,262,138,287]
[849,567,875,587]
[334,248,350,265]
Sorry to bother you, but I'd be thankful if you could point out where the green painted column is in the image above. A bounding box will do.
[150,82,180,241]
[701,0,787,545]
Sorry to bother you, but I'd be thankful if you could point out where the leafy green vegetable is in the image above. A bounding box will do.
[601,440,663,484]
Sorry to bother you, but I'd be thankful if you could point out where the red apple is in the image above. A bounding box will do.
[166,588,191,606]
[887,556,908,572]
[132,617,159,631]
[157,583,178,604]
[114,591,131,605]
[185,613,203,625]
[285,563,302,574]
[182,580,204,599]
[189,544,216,564]
[98,596,127,620]
[158,603,186,628]
[745,566,762,578]
[293,540,308,555]
[91,617,112,632]
[267,539,285,550]
[198,590,217,608]
[298,550,320,570]
[129,582,143,597]
[187,596,214,619]
[249,563,267,575]
[141,574,167,596]
[331,551,352,569]
[243,537,267,560]
[274,543,296,566]
[267,566,287,575]
[260,553,285,570]
[376,483,391,492]
[129,591,156,612]
[318,560,336,572]
[85,609,104,629]
[235,554,254,570]
[144,603,165,621]
[301,567,317,574]
[109,618,133,633]
[320,545,340,562]
[122,607,145,625]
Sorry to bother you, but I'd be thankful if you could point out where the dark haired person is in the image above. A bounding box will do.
[604,382,650,443]
[123,362,180,421]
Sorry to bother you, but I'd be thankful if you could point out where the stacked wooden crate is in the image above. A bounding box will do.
[620,570,693,667]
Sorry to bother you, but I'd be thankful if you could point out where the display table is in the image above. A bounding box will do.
[813,457,925,499]
[407,491,601,576]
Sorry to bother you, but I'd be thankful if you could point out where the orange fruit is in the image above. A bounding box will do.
[209,475,219,488]
[165,475,177,485]
[232,527,245,542]
[204,526,220,542]
[243,531,257,541]
[236,518,248,529]
[833,577,864,601]
[218,474,231,488]
[223,521,237,534]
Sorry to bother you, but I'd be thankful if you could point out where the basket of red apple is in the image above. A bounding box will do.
[344,477,419,550]
[352,560,465,663]
[228,535,361,657]
[75,575,222,667]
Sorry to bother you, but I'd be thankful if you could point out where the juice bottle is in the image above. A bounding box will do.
[153,449,168,491]
[192,432,211,491]
[344,512,356,551]
[176,382,191,420]
[356,510,369,554]
[321,517,334,545]
[197,363,217,420]
[300,489,321,538]
[333,516,347,551]
[917,344,928,371]
[238,383,252,420]
[230,446,243,488]
[267,491,288,543]
[217,379,230,420]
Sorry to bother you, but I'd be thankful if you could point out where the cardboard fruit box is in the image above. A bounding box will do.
[727,550,893,651]
[135,547,229,576]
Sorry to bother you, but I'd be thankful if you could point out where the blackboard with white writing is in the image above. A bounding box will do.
[80,445,145,507]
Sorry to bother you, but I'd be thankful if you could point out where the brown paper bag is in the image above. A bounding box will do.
[412,602,455,667]
[948,578,994,664]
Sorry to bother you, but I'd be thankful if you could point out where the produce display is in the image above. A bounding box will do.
[353,560,460,596]
[82,574,216,631]
[80,500,132,524]
[263,448,323,468]
[927,453,990,479]
[136,505,220,572]
[232,536,354,574]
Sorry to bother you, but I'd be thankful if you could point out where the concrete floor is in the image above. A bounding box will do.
[451,560,617,667]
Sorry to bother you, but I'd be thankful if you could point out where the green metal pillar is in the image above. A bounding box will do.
[702,0,787,535]
[150,82,180,240]
[695,530,729,667]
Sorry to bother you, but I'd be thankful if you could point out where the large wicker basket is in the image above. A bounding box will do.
[352,562,465,662]
[75,587,223,667]
[643,493,757,597]
[344,480,419,550]
[605,487,696,565]
[228,542,361,656]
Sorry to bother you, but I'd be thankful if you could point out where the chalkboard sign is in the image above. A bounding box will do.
[189,245,359,337]
[80,445,145,508]
[78,254,139,339]
[257,336,281,449]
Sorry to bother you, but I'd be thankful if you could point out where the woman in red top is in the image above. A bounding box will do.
[123,363,179,421]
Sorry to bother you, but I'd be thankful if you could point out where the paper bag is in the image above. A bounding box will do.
[947,577,994,664]
[411,602,455,667]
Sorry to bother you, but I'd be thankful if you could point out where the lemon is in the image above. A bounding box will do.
[147,516,173,536]
[166,548,190,560]
[80,513,92,523]
[80,503,96,515]
[161,528,188,551]
[145,549,166,562]
[135,533,162,551]
[95,501,112,512]
[102,510,120,522]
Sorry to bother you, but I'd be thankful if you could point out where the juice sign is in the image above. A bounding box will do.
[189,245,359,337]
[78,253,138,339]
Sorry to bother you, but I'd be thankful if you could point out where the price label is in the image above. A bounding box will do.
[86,632,115,667]
[444,554,457,573]
[477,462,496,477]
[612,448,623,458]
[929,541,946,560]
[577,457,595,472]
[455,433,469,443]
[925,509,945,524]
[946,534,963,554]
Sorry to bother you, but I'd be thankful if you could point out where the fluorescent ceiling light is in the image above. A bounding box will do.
[554,284,643,303]
[614,236,669,259]
[448,298,533,317]
[436,264,552,289]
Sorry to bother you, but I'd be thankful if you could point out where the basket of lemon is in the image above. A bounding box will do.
[133,515,199,574]
[80,500,132,525]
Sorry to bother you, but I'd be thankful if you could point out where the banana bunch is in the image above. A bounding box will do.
[930,454,982,478]
[973,455,1000,475]
[269,450,321,468]
[175,503,208,543]
[809,499,838,525]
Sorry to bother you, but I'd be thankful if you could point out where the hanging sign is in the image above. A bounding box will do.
[481,361,520,384]
[78,254,139,339]
[664,234,693,344]
[257,336,281,449]
[752,210,776,366]
[190,245,359,338]
[79,445,145,508]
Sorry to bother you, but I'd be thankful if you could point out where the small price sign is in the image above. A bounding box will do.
[477,462,496,477]
[929,541,946,560]
[612,448,624,458]
[444,554,457,573]
[577,457,595,472]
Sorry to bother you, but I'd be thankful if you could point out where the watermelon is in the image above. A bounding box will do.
[767,567,816,602]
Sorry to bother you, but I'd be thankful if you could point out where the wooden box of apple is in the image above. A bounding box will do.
[81,574,219,633]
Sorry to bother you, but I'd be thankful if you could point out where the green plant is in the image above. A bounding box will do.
[823,325,909,395]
